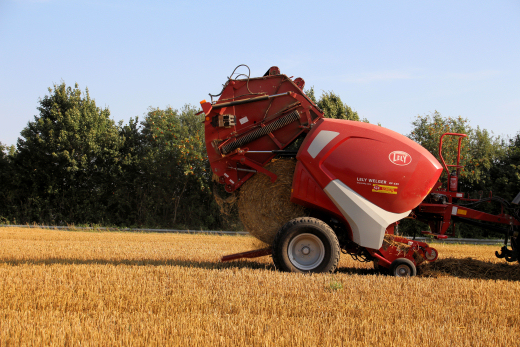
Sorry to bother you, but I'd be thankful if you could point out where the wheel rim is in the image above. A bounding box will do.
[425,248,438,261]
[288,233,325,270]
[394,264,412,277]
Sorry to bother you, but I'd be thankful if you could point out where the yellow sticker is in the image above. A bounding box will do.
[372,184,397,195]
[457,209,467,215]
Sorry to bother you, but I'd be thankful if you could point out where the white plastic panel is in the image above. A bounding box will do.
[324,179,411,249]
[307,130,339,159]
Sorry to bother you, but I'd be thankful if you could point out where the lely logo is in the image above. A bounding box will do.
[389,151,412,166]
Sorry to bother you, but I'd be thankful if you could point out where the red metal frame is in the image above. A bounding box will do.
[368,235,437,269]
[438,133,467,177]
[219,126,519,267]
[210,67,518,270]
[221,248,272,262]
[415,132,520,239]
[212,66,442,270]
[202,71,324,193]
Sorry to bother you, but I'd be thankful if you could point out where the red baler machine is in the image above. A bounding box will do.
[200,65,520,276]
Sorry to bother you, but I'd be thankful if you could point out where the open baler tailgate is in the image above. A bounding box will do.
[200,66,323,192]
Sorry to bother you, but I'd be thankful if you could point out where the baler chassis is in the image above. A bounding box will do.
[203,65,519,276]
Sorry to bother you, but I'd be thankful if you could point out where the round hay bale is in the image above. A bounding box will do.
[238,159,307,245]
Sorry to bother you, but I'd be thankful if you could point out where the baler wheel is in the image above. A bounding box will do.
[272,217,340,273]
[424,247,438,262]
[390,258,417,277]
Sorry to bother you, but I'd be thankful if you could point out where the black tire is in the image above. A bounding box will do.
[272,217,340,273]
[390,258,417,277]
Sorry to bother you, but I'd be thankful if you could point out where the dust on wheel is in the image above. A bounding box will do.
[272,217,340,273]
[390,258,417,277]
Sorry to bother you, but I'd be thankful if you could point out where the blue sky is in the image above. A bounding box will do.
[1,0,519,147]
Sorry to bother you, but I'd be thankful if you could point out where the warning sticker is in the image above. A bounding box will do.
[239,117,249,125]
[457,209,467,216]
[372,184,397,195]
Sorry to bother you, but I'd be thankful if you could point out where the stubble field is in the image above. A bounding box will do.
[0,227,519,346]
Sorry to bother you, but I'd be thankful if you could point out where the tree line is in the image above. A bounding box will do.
[0,83,221,229]
[1,82,518,237]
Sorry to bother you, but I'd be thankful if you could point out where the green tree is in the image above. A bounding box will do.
[14,82,123,224]
[0,142,9,177]
[136,105,220,229]
[105,117,146,226]
[305,86,318,105]
[490,133,520,202]
[317,91,360,121]
[408,111,501,189]
[406,111,505,238]
[305,87,368,122]
[0,142,15,223]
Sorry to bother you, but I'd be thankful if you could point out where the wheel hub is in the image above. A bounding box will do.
[395,264,411,277]
[288,233,325,270]
[425,247,438,262]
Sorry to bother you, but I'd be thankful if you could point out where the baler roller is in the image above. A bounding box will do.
[220,110,300,155]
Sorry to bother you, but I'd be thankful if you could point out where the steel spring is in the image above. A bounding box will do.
[221,110,300,155]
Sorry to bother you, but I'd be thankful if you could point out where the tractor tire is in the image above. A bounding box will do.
[272,217,340,273]
[390,258,417,277]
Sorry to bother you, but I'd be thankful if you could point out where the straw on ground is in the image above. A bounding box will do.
[0,227,519,347]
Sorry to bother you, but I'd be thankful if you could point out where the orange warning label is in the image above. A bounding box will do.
[457,209,467,215]
[372,184,398,195]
